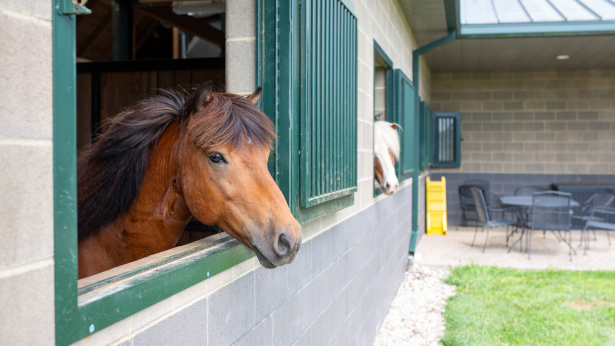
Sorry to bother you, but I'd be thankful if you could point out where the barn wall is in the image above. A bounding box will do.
[0,1,55,344]
[71,0,426,344]
[73,0,423,345]
[92,186,410,345]
[431,70,615,175]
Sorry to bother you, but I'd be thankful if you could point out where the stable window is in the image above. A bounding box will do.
[259,0,358,224]
[54,1,265,345]
[432,112,462,167]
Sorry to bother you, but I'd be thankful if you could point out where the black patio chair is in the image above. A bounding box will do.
[457,185,479,230]
[581,206,615,255]
[572,190,615,242]
[528,191,575,261]
[470,187,518,253]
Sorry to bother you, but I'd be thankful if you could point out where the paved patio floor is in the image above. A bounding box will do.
[415,226,615,271]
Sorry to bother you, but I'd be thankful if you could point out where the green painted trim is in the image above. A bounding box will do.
[414,30,456,56]
[53,3,79,345]
[418,101,433,171]
[373,40,393,69]
[460,21,615,36]
[443,0,459,32]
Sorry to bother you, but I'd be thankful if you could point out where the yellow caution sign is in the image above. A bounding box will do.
[426,177,447,235]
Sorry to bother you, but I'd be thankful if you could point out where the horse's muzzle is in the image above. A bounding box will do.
[253,230,302,268]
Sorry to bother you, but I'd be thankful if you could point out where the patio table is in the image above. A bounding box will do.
[501,196,580,208]
[501,195,579,253]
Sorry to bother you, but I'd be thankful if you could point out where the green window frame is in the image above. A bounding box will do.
[432,112,462,167]
[373,40,394,196]
[258,0,358,224]
[393,69,418,180]
[53,2,256,345]
[419,100,433,171]
[373,41,394,122]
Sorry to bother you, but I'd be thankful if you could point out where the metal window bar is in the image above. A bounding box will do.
[301,0,357,208]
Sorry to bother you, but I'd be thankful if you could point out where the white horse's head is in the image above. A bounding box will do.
[374,121,400,195]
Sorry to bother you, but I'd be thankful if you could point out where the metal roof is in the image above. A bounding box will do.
[460,0,615,35]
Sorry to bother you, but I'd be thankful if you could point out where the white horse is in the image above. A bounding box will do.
[374,120,401,195]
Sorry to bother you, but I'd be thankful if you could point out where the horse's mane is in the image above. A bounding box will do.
[77,88,275,241]
[374,121,400,159]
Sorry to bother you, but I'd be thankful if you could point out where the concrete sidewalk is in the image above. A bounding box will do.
[415,226,615,271]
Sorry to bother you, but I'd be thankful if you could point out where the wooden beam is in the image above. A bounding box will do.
[136,6,225,47]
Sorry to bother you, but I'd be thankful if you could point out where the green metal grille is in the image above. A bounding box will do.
[394,69,417,179]
[300,0,357,208]
[419,100,433,171]
[432,112,461,167]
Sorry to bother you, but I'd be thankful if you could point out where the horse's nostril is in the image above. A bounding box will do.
[385,182,390,190]
[274,233,292,257]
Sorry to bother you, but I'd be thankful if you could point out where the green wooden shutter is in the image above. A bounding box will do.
[393,69,417,180]
[419,100,433,171]
[300,0,358,208]
[432,112,461,167]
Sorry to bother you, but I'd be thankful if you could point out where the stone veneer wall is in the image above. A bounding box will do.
[431,70,615,175]
[0,1,55,344]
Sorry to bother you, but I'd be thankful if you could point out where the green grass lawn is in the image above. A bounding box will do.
[442,265,615,345]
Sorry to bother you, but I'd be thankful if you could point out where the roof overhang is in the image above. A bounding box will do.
[401,0,615,72]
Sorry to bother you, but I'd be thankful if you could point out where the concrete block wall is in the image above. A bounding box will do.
[431,70,615,175]
[0,1,55,344]
[114,184,411,345]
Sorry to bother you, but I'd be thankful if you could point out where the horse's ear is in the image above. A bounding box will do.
[389,123,403,131]
[247,86,262,104]
[193,81,214,112]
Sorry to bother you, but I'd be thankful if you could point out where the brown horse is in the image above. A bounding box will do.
[77,82,302,278]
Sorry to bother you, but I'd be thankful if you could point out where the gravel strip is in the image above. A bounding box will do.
[374,263,456,346]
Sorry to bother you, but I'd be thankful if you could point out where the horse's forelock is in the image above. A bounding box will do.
[374,121,400,159]
[187,92,276,152]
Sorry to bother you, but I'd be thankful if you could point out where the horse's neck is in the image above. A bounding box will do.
[121,122,192,260]
[78,122,192,278]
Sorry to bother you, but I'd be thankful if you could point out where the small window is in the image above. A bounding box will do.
[432,112,462,167]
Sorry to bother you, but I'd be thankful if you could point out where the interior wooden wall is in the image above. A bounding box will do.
[77,69,224,150]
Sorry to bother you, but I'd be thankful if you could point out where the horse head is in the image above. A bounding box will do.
[179,82,302,268]
[374,121,400,195]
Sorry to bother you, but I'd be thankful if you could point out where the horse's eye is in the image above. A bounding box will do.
[208,152,226,164]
